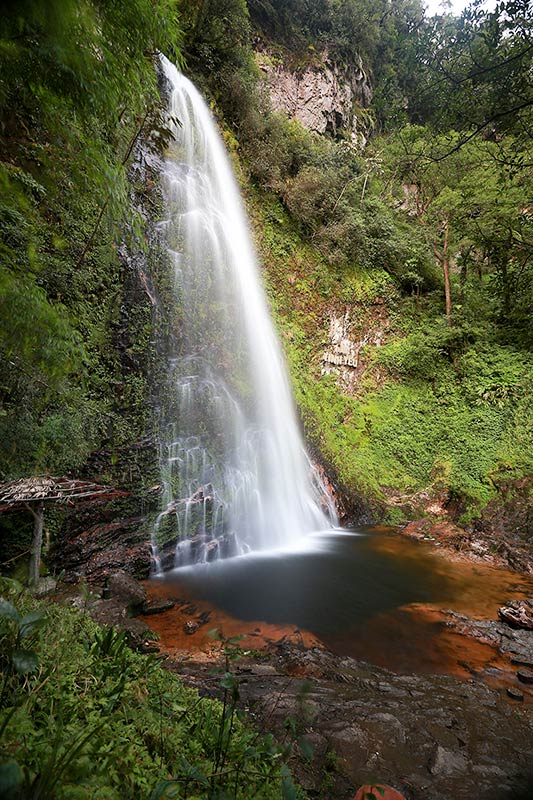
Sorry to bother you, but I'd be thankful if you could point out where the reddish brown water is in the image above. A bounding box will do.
[143,528,532,696]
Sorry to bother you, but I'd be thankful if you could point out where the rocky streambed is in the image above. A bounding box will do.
[65,561,532,800]
[54,522,533,800]
[166,640,533,800]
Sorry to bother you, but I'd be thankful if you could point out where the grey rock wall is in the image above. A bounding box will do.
[256,50,372,143]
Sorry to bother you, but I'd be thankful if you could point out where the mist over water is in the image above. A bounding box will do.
[151,56,337,572]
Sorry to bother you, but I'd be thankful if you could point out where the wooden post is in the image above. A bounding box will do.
[28,501,44,585]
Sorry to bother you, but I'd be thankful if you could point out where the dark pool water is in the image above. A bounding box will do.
[166,529,450,631]
[154,527,533,675]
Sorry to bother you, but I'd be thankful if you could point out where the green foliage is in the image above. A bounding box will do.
[181,0,532,523]
[408,1,533,140]
[0,588,46,694]
[378,124,532,337]
[1,0,530,534]
[0,591,300,800]
[246,166,532,517]
[0,1,183,480]
[178,0,251,73]
[248,0,425,90]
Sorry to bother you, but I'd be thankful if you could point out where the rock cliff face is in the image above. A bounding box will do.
[321,303,389,392]
[256,50,372,143]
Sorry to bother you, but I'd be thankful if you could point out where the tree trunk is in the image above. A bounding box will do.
[28,502,44,584]
[459,245,468,304]
[499,257,512,316]
[442,219,452,326]
[433,217,452,326]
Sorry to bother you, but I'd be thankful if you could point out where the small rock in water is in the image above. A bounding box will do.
[140,643,160,654]
[142,599,175,615]
[353,785,406,800]
[510,655,533,668]
[184,619,200,635]
[516,668,533,684]
[507,687,524,701]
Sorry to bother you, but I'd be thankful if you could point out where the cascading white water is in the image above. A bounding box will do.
[152,56,337,571]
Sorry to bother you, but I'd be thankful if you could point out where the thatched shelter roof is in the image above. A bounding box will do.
[0,476,125,512]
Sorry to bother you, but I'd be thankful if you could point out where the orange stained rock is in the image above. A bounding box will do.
[354,784,406,800]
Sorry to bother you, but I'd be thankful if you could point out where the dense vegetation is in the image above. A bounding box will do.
[0,581,298,799]
[0,0,181,480]
[0,0,530,520]
[0,0,531,525]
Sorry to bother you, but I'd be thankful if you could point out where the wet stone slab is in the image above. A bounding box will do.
[165,643,533,800]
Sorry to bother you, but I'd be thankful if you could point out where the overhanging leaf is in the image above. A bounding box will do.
[297,735,314,761]
[19,609,47,639]
[12,648,38,674]
[281,765,298,800]
[150,779,180,800]
[0,760,23,796]
[0,598,20,624]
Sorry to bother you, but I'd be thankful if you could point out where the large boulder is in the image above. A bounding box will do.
[108,570,147,610]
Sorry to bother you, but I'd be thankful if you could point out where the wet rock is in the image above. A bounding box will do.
[108,570,146,610]
[498,598,533,630]
[120,617,153,649]
[139,643,160,654]
[88,598,152,650]
[445,610,533,664]
[90,598,128,627]
[173,639,533,800]
[32,577,57,597]
[428,745,468,776]
[300,731,327,759]
[329,724,369,767]
[516,668,533,684]
[205,539,219,562]
[510,655,533,668]
[55,516,152,582]
[396,475,533,574]
[403,518,466,547]
[470,539,489,555]
[142,599,175,615]
[353,786,406,800]
[472,764,506,777]
[249,664,278,676]
[220,532,238,559]
[424,721,459,749]
[367,713,406,745]
[507,687,524,701]
[184,620,200,635]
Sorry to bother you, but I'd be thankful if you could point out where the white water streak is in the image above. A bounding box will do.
[152,56,337,570]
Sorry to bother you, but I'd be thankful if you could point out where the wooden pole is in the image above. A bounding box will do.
[28,501,44,585]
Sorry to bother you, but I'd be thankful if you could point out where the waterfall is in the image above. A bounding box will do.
[151,56,337,572]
